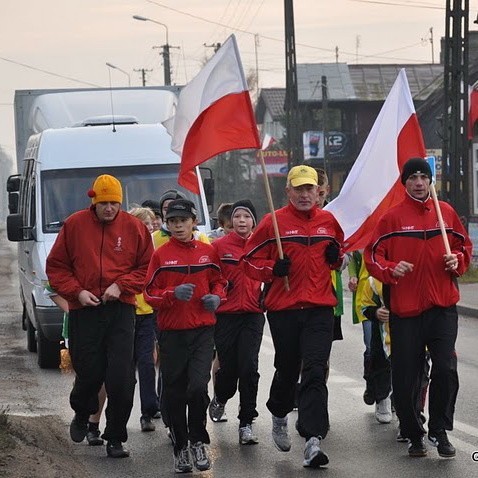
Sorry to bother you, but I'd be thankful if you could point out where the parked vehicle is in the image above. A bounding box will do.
[6,87,214,368]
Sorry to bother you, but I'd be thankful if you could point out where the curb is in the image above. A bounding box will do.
[457,303,478,319]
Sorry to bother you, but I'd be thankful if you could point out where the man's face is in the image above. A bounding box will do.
[316,184,330,209]
[95,202,120,222]
[232,209,254,238]
[286,183,318,211]
[166,216,196,242]
[405,173,430,200]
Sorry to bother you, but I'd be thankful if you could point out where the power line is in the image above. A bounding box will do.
[0,56,102,87]
[351,0,444,9]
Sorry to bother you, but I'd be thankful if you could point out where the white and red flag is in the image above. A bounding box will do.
[468,86,478,139]
[163,34,261,193]
[325,69,426,252]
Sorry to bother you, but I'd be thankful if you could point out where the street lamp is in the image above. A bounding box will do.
[105,62,131,87]
[133,14,171,85]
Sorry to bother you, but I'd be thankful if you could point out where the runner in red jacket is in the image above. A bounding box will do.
[46,174,153,459]
[364,158,472,459]
[207,199,265,446]
[144,199,227,474]
[243,165,344,469]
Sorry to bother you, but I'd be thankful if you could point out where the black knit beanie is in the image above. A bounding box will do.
[231,199,258,226]
[400,158,432,185]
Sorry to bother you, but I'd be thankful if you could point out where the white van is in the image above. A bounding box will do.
[7,119,213,368]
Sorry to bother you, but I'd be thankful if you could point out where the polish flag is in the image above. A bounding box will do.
[163,34,261,193]
[261,134,277,150]
[468,86,478,139]
[324,69,425,252]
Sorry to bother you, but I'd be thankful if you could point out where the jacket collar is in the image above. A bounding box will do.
[404,191,433,212]
[169,235,197,249]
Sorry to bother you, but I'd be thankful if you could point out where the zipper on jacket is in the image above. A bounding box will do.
[99,223,105,296]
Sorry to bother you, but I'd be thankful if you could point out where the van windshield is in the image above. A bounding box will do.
[41,164,205,233]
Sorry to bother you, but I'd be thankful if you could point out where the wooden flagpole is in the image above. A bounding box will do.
[429,182,452,255]
[258,149,290,291]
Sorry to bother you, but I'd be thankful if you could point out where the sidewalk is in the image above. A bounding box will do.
[457,282,478,318]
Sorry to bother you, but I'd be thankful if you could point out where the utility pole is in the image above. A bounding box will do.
[442,0,469,221]
[153,45,179,85]
[204,42,222,53]
[284,0,303,169]
[429,27,435,64]
[134,68,153,86]
[322,76,329,177]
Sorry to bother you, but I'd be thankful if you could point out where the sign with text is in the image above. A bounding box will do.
[256,149,288,176]
[303,131,348,159]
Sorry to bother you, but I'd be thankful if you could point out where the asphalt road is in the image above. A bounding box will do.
[1,231,477,478]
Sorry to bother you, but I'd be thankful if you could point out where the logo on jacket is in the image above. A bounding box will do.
[317,227,328,235]
[401,226,415,231]
[285,229,298,235]
[114,236,123,252]
[199,255,210,264]
[165,260,178,265]
[223,253,233,258]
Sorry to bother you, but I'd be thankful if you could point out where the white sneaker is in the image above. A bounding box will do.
[271,415,291,452]
[303,436,329,468]
[239,424,259,445]
[375,396,392,424]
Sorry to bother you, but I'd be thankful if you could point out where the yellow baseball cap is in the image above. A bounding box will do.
[287,165,318,187]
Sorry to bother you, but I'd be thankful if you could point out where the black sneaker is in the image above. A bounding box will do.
[363,389,375,406]
[86,429,104,446]
[69,415,88,443]
[428,430,456,458]
[106,441,130,458]
[190,441,211,471]
[408,436,427,457]
[140,415,156,432]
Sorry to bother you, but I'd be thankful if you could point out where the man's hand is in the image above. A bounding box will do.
[348,276,358,292]
[101,283,121,303]
[201,294,221,312]
[375,306,390,323]
[272,255,291,277]
[444,253,459,272]
[174,283,196,301]
[78,290,101,307]
[392,260,414,278]
[325,242,340,265]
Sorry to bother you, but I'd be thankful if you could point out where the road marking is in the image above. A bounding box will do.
[327,375,357,383]
[454,420,478,439]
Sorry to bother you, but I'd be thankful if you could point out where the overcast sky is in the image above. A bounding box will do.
[0,0,473,164]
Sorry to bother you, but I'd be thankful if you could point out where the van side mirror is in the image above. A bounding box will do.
[7,174,21,192]
[8,192,19,214]
[6,214,34,242]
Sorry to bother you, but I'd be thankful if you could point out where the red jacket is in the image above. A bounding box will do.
[144,237,228,330]
[212,231,262,313]
[46,206,154,310]
[243,203,344,311]
[364,193,472,317]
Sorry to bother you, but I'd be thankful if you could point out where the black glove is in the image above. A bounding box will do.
[325,242,340,265]
[272,255,291,277]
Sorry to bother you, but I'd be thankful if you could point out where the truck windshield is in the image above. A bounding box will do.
[41,164,205,233]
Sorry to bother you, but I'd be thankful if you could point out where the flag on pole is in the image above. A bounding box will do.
[163,34,261,193]
[468,86,478,139]
[324,69,426,252]
[261,134,276,150]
